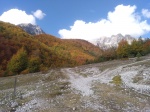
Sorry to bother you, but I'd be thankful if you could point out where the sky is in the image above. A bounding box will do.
[0,0,150,41]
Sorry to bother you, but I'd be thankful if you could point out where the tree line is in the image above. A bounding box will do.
[93,38,150,63]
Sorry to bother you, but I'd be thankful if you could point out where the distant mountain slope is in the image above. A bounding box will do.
[18,23,45,35]
[35,34,102,65]
[0,21,102,76]
[92,34,135,49]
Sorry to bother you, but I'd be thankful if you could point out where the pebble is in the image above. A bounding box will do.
[10,107,16,112]
[11,101,18,108]
[73,107,76,111]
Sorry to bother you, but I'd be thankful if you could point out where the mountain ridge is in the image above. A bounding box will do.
[92,34,136,49]
[18,23,45,35]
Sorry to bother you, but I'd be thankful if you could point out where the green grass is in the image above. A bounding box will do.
[110,75,122,86]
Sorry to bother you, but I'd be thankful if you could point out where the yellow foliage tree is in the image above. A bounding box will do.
[117,40,130,58]
[7,47,28,74]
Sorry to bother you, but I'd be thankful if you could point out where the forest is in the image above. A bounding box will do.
[0,21,102,77]
[95,38,150,63]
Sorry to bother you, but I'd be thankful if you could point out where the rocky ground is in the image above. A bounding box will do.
[0,56,150,112]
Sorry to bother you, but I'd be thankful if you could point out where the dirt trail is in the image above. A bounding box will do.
[61,58,150,111]
[63,58,150,97]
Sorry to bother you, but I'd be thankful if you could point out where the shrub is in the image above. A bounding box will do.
[136,52,142,61]
[111,75,122,85]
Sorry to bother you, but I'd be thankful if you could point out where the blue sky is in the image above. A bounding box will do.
[0,0,150,40]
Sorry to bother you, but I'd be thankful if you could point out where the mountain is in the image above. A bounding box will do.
[92,34,135,49]
[0,21,102,77]
[18,23,45,35]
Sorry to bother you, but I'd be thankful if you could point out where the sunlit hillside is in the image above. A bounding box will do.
[0,21,102,77]
[35,34,102,65]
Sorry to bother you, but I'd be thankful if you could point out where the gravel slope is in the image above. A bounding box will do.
[0,57,150,112]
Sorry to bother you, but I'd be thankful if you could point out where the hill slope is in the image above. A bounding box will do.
[0,21,102,76]
[35,34,102,64]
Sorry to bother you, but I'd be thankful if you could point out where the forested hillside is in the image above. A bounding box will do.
[0,21,102,77]
[96,38,150,62]
[35,34,102,64]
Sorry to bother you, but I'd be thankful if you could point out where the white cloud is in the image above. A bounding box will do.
[142,9,150,18]
[0,9,46,25]
[0,9,36,25]
[33,9,46,20]
[59,5,150,41]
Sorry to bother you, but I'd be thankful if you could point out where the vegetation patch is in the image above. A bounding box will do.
[43,70,68,82]
[110,75,122,86]
[79,73,88,77]
[136,52,142,61]
[132,76,143,83]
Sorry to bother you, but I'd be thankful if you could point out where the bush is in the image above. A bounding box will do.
[136,52,142,61]
[111,75,122,85]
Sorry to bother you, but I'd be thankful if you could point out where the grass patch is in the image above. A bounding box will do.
[17,96,33,106]
[79,73,88,77]
[132,76,143,83]
[38,81,71,99]
[49,81,70,97]
[0,78,15,90]
[43,70,68,82]
[63,94,81,108]
[110,75,122,86]
[49,91,63,98]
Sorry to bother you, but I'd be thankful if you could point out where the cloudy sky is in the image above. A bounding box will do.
[0,0,150,40]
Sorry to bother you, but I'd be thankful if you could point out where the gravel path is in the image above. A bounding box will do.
[0,58,150,111]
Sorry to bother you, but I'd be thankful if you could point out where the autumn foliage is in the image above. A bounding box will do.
[7,47,28,74]
[0,21,150,77]
[0,21,102,77]
[94,38,150,63]
[117,40,130,58]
